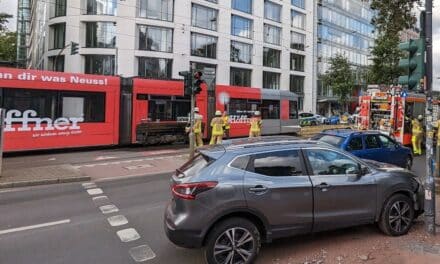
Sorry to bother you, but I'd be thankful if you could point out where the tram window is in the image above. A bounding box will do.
[289,101,299,119]
[59,92,105,122]
[228,99,259,118]
[148,97,190,121]
[3,88,57,119]
[260,100,280,119]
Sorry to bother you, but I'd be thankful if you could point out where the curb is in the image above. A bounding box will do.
[0,176,91,189]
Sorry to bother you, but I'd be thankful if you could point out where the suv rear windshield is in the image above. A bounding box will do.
[312,134,345,147]
[176,154,211,178]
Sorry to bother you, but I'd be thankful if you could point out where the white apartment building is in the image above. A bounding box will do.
[28,0,316,112]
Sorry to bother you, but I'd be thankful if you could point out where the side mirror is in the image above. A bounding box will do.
[359,166,369,176]
[345,166,358,174]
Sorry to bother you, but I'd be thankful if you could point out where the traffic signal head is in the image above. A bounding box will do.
[179,71,193,96]
[398,38,425,91]
[193,71,203,95]
[70,41,79,55]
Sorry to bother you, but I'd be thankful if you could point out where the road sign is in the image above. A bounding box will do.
[401,91,408,98]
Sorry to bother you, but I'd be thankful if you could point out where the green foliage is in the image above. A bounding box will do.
[0,31,17,61]
[322,54,355,108]
[369,0,417,85]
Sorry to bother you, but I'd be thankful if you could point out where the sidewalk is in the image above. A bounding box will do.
[0,147,189,188]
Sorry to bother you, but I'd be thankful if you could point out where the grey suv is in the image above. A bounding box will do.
[164,137,423,264]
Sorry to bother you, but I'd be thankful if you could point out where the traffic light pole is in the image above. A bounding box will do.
[189,93,196,159]
[424,0,436,235]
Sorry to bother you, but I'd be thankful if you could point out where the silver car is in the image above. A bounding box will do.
[164,137,423,264]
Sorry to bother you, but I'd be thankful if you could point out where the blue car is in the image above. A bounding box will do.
[324,115,340,125]
[312,129,413,169]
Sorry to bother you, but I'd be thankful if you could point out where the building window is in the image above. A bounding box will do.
[84,55,115,75]
[231,15,253,39]
[50,23,65,49]
[191,33,217,59]
[291,31,305,51]
[138,25,173,52]
[48,55,64,72]
[290,75,304,94]
[191,4,218,31]
[263,71,280,89]
[190,62,217,77]
[138,0,173,21]
[86,0,117,15]
[85,22,116,48]
[264,1,281,22]
[290,53,305,72]
[205,0,217,3]
[291,0,305,9]
[138,57,172,79]
[52,0,66,17]
[292,10,305,30]
[232,0,252,14]
[264,24,281,45]
[230,67,251,87]
[263,47,280,68]
[230,41,252,64]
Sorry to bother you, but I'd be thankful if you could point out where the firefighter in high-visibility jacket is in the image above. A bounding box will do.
[209,110,225,145]
[222,111,230,139]
[249,111,262,138]
[411,115,424,155]
[193,107,204,147]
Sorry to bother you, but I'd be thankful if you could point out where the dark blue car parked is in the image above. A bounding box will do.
[312,129,413,169]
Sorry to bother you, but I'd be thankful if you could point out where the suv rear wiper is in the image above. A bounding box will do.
[175,168,185,178]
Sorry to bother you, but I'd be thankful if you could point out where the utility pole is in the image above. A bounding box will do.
[424,0,436,235]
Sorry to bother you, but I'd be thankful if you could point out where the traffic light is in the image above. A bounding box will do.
[70,41,79,55]
[179,71,193,96]
[193,71,203,95]
[398,38,425,91]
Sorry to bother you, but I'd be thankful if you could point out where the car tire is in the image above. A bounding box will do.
[378,194,415,236]
[204,217,261,264]
[405,156,412,170]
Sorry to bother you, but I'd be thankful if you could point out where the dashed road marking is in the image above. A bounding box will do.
[87,188,103,195]
[74,154,187,169]
[92,195,109,206]
[0,219,70,235]
[107,215,128,227]
[99,204,119,214]
[82,182,97,189]
[117,228,141,242]
[124,164,153,170]
[129,245,156,262]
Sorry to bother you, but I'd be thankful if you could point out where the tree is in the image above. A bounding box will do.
[369,0,417,85]
[322,54,355,111]
[0,31,17,61]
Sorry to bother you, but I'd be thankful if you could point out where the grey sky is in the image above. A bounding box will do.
[0,0,17,30]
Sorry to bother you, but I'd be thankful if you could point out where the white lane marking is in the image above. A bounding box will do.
[74,154,187,168]
[116,228,141,242]
[48,158,56,161]
[82,182,97,189]
[129,245,156,262]
[99,204,119,214]
[107,215,128,227]
[95,156,116,161]
[124,164,153,170]
[0,219,71,235]
[87,188,103,195]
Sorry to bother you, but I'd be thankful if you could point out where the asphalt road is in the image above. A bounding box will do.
[0,155,428,264]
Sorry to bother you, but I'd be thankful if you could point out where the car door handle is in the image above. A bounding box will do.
[316,182,331,190]
[249,185,268,194]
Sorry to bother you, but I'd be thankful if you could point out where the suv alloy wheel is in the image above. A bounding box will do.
[378,194,415,236]
[204,218,261,264]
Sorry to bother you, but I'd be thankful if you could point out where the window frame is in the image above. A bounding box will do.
[347,136,364,151]
[230,41,252,64]
[304,148,362,176]
[138,0,174,22]
[138,24,173,52]
[231,15,253,39]
[138,57,173,79]
[190,32,218,59]
[364,135,381,149]
[85,22,116,48]
[264,0,282,23]
[246,149,307,177]
[232,0,252,14]
[191,3,218,31]
[230,67,252,87]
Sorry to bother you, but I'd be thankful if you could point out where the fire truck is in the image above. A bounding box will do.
[357,89,425,145]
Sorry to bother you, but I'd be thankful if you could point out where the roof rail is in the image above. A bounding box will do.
[322,127,353,132]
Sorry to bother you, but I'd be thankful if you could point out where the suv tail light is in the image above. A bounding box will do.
[172,181,218,200]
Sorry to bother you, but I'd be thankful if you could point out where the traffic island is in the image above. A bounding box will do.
[0,164,90,189]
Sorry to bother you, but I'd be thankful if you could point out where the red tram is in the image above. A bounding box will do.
[0,67,300,152]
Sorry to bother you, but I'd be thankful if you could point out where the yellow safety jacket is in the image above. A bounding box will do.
[211,117,224,136]
[250,118,262,133]
[193,115,203,134]
[222,116,230,130]
[411,119,423,137]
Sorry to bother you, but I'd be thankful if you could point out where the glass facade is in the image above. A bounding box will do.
[290,53,305,72]
[50,23,65,49]
[230,67,252,87]
[232,0,252,14]
[290,75,304,94]
[231,15,253,39]
[138,0,173,21]
[263,48,280,68]
[52,0,66,17]
[264,1,281,22]
[191,33,217,58]
[291,0,305,9]
[263,71,280,90]
[192,4,218,31]
[138,57,172,79]
[84,55,115,75]
[86,0,117,15]
[138,25,173,52]
[17,0,31,67]
[85,22,116,48]
[230,41,252,64]
[317,0,374,102]
[263,24,281,45]
[291,10,305,30]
